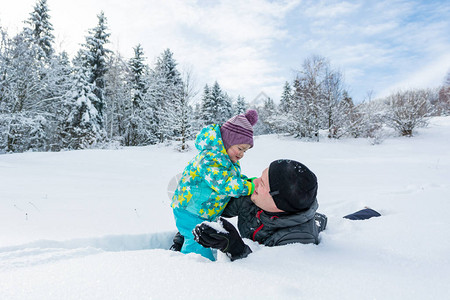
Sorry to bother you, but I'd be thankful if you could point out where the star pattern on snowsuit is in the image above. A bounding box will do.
[171,124,253,218]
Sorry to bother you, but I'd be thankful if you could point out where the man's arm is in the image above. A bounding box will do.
[274,231,319,246]
[221,195,249,218]
[265,218,321,246]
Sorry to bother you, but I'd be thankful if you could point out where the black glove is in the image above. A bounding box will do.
[169,232,184,252]
[193,217,252,261]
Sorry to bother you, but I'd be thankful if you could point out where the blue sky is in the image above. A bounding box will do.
[1,0,449,104]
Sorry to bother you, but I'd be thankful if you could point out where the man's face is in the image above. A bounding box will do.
[250,168,284,213]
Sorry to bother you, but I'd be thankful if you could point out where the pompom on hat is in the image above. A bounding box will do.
[268,159,318,213]
[220,110,258,150]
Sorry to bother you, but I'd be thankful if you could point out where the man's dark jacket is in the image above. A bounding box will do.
[222,196,323,246]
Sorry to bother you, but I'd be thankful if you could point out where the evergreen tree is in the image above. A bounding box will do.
[234,95,247,115]
[0,28,8,113]
[129,44,147,110]
[0,31,50,152]
[176,69,197,151]
[217,90,233,124]
[200,84,213,125]
[338,91,362,138]
[191,102,204,134]
[125,46,159,146]
[0,11,68,152]
[290,77,315,138]
[80,11,111,129]
[24,0,55,60]
[44,51,74,150]
[126,45,148,145]
[255,97,276,135]
[279,81,293,113]
[104,53,132,143]
[62,66,102,149]
[150,48,184,143]
[2,32,42,113]
[201,81,232,125]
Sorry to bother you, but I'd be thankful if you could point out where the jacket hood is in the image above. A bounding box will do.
[195,124,226,153]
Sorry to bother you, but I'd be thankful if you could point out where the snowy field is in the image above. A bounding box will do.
[1,117,449,300]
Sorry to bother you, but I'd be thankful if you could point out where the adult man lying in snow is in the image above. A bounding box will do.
[172,159,328,261]
[191,159,380,261]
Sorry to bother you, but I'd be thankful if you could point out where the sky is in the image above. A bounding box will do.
[1,0,449,104]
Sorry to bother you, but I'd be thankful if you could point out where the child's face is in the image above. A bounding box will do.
[226,144,251,163]
[250,168,284,213]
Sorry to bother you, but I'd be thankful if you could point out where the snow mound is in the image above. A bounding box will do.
[0,117,449,299]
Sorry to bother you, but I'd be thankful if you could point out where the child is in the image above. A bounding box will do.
[171,110,258,260]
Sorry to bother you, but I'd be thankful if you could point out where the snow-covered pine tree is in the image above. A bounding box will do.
[22,0,71,152]
[21,0,57,116]
[254,97,276,135]
[104,53,132,143]
[24,0,55,61]
[0,28,7,117]
[129,45,147,111]
[123,45,159,146]
[150,49,184,143]
[138,86,160,146]
[217,91,233,124]
[201,81,232,125]
[267,81,296,135]
[200,84,213,125]
[44,51,74,150]
[191,102,204,134]
[0,29,52,152]
[337,91,364,138]
[80,11,111,129]
[2,32,42,114]
[279,81,293,113]
[1,29,13,115]
[62,65,102,149]
[176,68,197,151]
[265,82,293,135]
[234,95,247,115]
[291,76,317,138]
[126,45,146,145]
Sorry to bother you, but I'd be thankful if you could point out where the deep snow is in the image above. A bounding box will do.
[1,117,449,299]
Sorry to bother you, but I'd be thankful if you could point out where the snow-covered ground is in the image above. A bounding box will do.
[1,117,449,300]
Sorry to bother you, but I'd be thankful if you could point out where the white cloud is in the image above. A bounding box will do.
[379,53,450,97]
[282,0,450,101]
[1,0,449,104]
[361,22,398,35]
[304,1,360,18]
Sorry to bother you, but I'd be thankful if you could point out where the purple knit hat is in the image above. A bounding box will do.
[220,109,258,150]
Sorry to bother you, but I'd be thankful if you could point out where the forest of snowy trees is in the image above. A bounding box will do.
[1,0,449,153]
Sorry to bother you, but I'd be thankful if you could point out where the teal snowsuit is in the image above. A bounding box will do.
[171,124,254,260]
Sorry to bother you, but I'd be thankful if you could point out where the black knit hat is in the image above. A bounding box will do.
[268,160,318,213]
